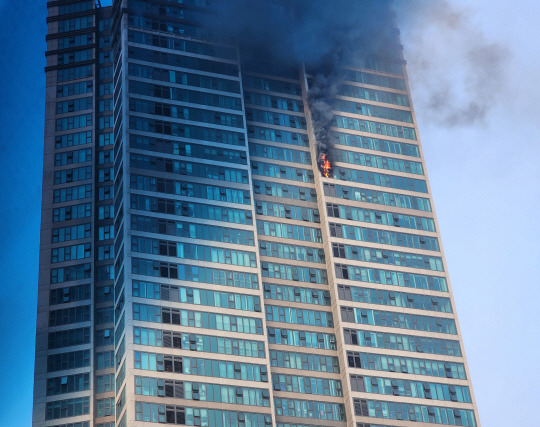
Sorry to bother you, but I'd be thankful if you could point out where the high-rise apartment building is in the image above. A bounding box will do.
[34,1,480,426]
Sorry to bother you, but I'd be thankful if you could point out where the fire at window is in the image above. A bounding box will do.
[318,152,332,178]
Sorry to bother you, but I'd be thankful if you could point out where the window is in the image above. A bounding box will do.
[98,133,113,146]
[58,16,93,33]
[98,225,114,240]
[97,351,115,369]
[274,398,344,421]
[99,115,113,129]
[47,350,90,372]
[96,398,114,417]
[47,373,90,396]
[46,397,90,420]
[98,205,114,219]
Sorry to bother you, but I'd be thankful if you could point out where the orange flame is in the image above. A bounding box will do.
[320,153,331,178]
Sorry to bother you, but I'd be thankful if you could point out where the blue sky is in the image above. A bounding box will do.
[0,1,45,426]
[0,1,539,426]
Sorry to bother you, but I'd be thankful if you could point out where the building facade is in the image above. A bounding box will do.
[34,1,481,426]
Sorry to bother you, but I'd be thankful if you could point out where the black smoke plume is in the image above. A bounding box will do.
[203,0,400,170]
